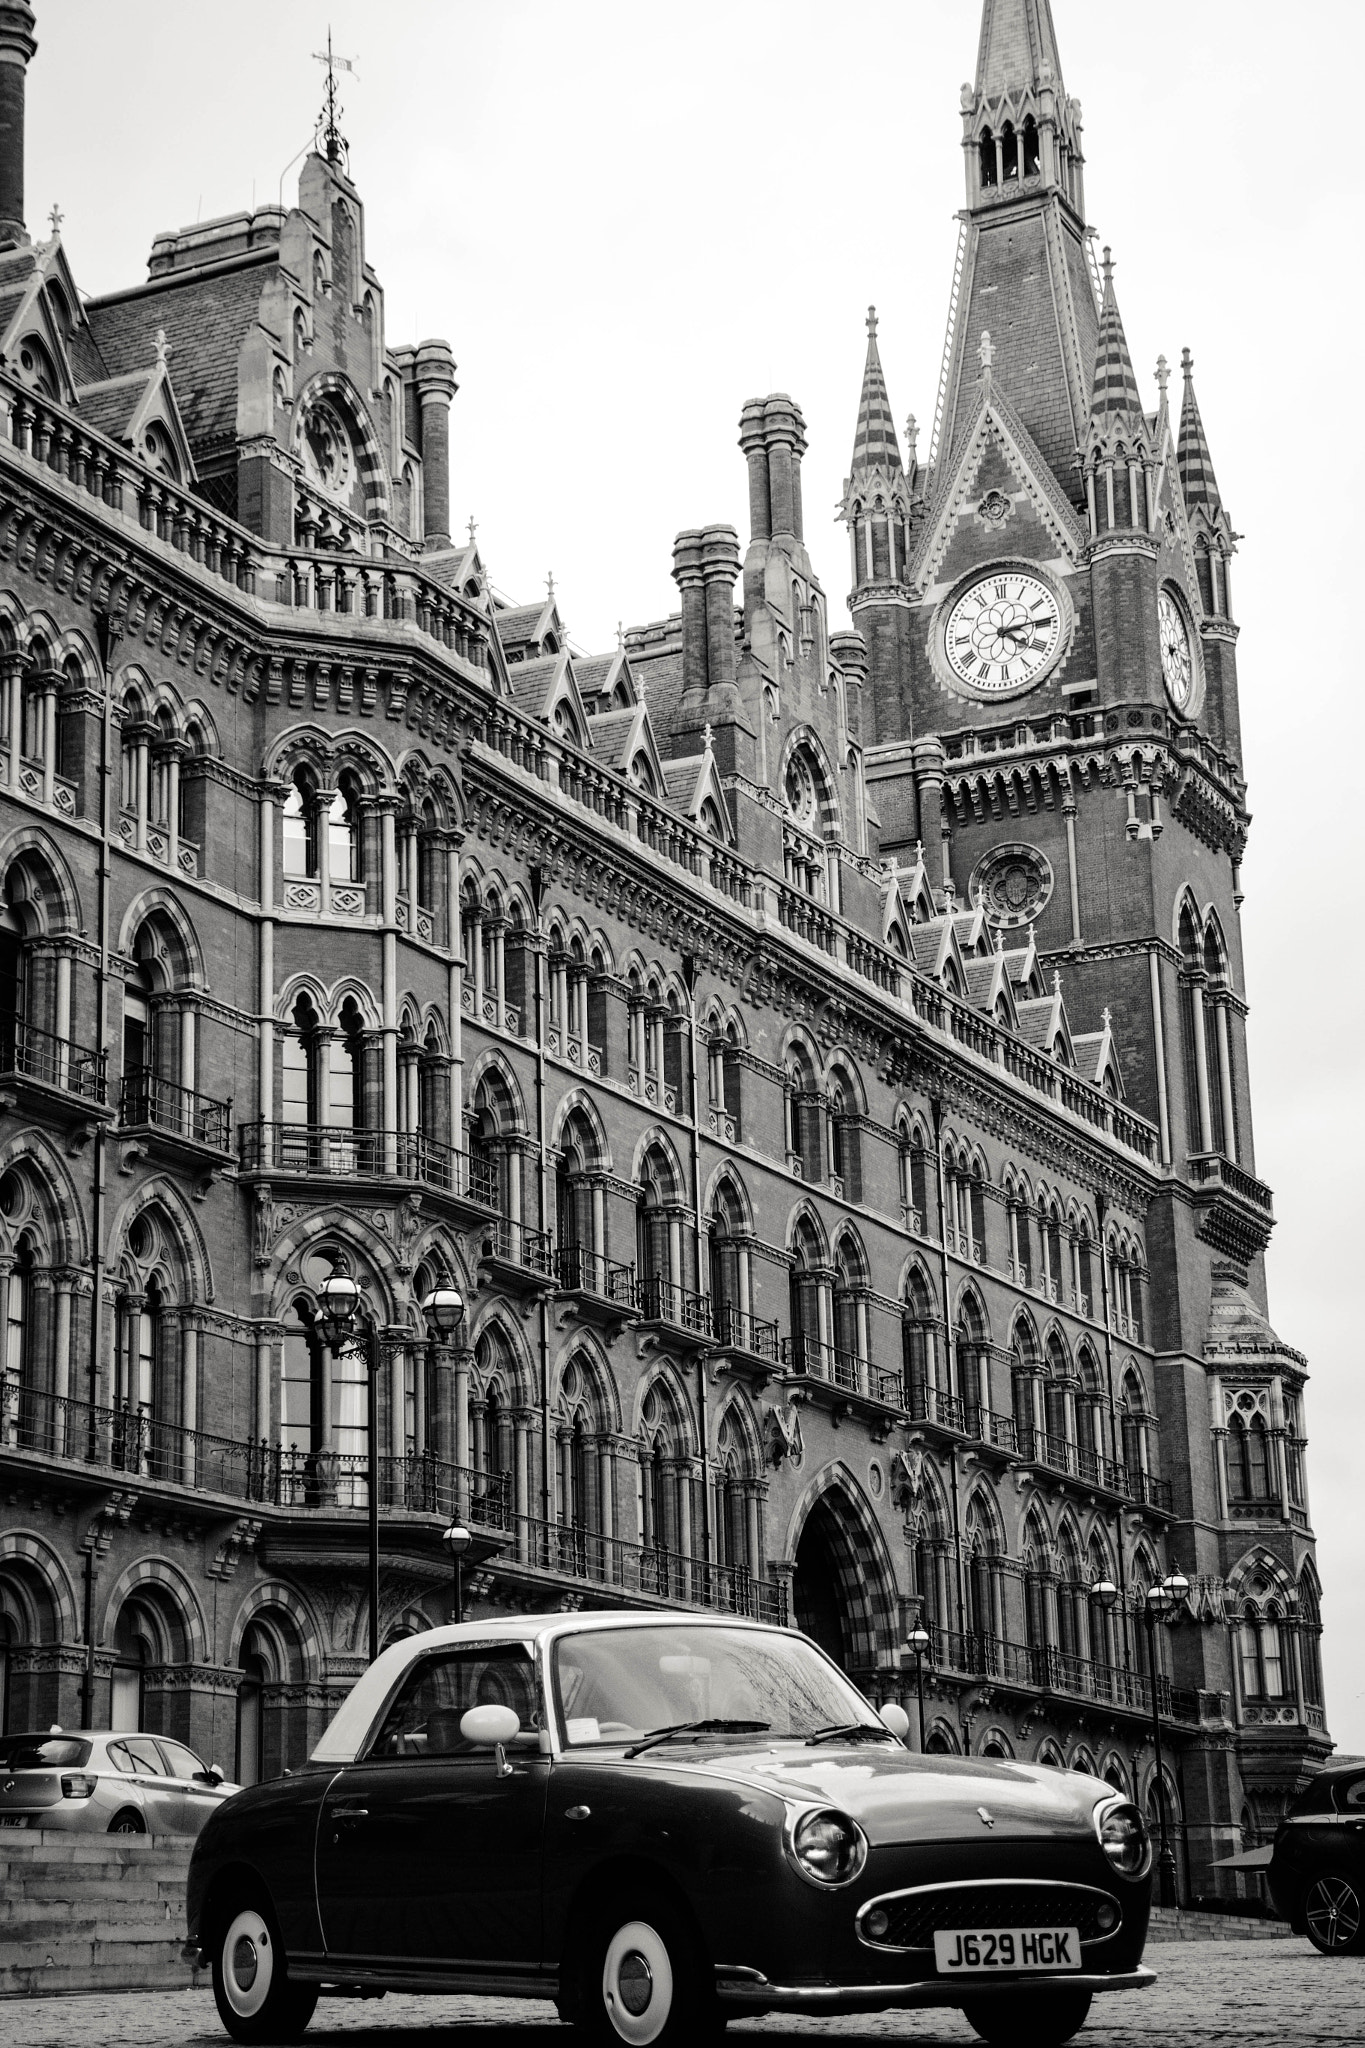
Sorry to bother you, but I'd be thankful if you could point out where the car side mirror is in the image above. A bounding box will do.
[460,1704,521,1778]
[209,1764,225,1785]
[879,1702,910,1742]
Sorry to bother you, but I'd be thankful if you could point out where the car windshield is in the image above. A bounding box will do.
[552,1625,876,1748]
[0,1736,90,1769]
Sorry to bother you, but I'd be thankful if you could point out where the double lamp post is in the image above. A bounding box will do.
[1090,1565,1190,1907]
[315,1269,468,1665]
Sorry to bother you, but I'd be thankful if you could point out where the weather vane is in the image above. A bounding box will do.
[312,30,359,168]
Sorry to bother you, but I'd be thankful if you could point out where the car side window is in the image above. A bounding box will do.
[106,1741,136,1775]
[1341,1777,1365,1810]
[157,1740,206,1780]
[122,1737,167,1775]
[366,1646,540,1760]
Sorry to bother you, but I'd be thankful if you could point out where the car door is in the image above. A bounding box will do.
[117,1736,178,1832]
[314,1641,548,1978]
[155,1739,219,1836]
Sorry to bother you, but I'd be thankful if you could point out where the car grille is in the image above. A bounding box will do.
[860,1883,1121,1951]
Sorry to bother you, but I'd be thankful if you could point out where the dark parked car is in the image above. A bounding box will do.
[1269,1763,1365,1953]
[0,1729,236,1836]
[186,1613,1154,2047]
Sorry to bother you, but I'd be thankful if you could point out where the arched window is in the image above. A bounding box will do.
[902,1268,939,1418]
[110,1605,154,1731]
[709,1178,754,1354]
[1299,1579,1324,1706]
[1022,1523,1049,1669]
[279,1294,324,1499]
[327,772,362,884]
[1022,115,1040,176]
[3,1234,32,1389]
[979,127,998,188]
[1001,120,1019,181]
[832,1236,865,1392]
[283,767,319,878]
[636,1147,679,1320]
[1239,1593,1289,1702]
[1056,1531,1086,1665]
[788,1216,825,1376]
[1228,1409,1272,1502]
[785,1047,823,1183]
[1120,1367,1150,1481]
[1012,1322,1039,1458]
[828,1067,862,1201]
[712,1407,756,1586]
[236,1623,273,1788]
[964,1498,999,1663]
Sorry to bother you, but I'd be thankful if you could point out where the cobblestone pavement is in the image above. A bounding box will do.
[0,1942,1357,2047]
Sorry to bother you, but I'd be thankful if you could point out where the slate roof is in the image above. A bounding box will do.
[84,252,278,460]
[495,602,552,649]
[1177,348,1222,513]
[1090,257,1143,421]
[975,0,1066,100]
[850,309,903,476]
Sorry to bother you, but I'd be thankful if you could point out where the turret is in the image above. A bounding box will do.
[1079,249,1158,537]
[1178,347,1236,620]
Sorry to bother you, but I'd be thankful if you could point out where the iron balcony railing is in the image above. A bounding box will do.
[120,1067,232,1149]
[518,1514,787,1625]
[932,1628,1200,1723]
[0,1377,509,1527]
[240,1121,497,1204]
[903,1385,1173,1511]
[711,1305,781,1363]
[0,1018,107,1102]
[782,1334,902,1408]
[480,1214,555,1276]
[636,1275,712,1336]
[554,1245,639,1308]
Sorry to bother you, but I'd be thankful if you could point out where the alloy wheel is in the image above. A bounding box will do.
[1305,1876,1362,1952]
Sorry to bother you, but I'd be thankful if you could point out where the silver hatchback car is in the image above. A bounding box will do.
[0,1730,239,1836]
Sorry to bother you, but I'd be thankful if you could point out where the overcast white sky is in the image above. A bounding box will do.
[28,2,1365,1750]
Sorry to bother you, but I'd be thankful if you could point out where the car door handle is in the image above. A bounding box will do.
[564,1805,591,1821]
[332,1806,368,1821]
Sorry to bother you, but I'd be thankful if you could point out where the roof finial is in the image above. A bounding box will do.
[546,570,556,601]
[466,513,478,545]
[1155,354,1170,400]
[905,413,919,464]
[1102,1005,1113,1029]
[47,202,63,237]
[153,328,170,369]
[701,721,714,756]
[1052,968,1063,996]
[1181,345,1195,386]
[978,329,994,377]
[1100,244,1114,291]
[866,304,878,340]
[312,30,358,168]
[616,619,625,650]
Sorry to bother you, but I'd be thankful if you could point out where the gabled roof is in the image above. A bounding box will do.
[575,648,636,711]
[1001,926,1043,997]
[908,363,1088,598]
[507,649,593,749]
[494,594,565,659]
[660,743,734,844]
[1016,974,1075,1064]
[74,344,198,484]
[422,539,490,604]
[0,235,89,404]
[1071,1008,1125,1099]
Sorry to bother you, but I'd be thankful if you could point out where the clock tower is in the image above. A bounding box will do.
[854,0,1311,1833]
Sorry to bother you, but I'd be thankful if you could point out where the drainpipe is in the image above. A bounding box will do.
[1096,1191,1131,1673]
[529,866,551,1530]
[930,1091,965,1641]
[682,955,711,1577]
[89,611,121,1427]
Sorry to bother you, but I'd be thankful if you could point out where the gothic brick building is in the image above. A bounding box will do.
[0,0,1326,1890]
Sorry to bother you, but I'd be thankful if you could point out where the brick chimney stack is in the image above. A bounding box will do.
[672,529,709,703]
[412,339,458,551]
[0,3,36,250]
[701,526,740,698]
[763,394,807,541]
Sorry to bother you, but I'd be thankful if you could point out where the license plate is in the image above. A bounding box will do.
[934,1926,1080,1973]
[0,1815,30,1828]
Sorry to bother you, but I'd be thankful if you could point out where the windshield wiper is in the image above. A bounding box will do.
[625,1718,771,1758]
[804,1721,896,1746]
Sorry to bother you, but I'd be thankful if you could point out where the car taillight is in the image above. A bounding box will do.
[60,1774,98,1799]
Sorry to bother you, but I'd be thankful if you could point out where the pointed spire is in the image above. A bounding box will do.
[1177,347,1222,514]
[1089,247,1142,423]
[849,305,904,476]
[975,0,1066,100]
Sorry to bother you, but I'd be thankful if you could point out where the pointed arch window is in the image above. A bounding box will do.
[979,127,998,189]
[3,1235,32,1390]
[1022,115,1040,176]
[283,768,319,879]
[327,773,362,884]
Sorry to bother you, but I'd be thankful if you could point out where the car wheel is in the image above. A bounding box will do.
[1303,1875,1365,1955]
[580,1895,718,2045]
[211,1899,318,2045]
[963,1988,1093,2047]
[107,1810,145,1834]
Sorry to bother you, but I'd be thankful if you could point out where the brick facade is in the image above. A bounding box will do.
[0,0,1325,1898]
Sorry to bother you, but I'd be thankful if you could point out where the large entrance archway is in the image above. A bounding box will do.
[788,1469,899,1684]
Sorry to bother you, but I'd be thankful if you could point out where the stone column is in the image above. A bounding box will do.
[40,676,55,807]
[1190,974,1215,1153]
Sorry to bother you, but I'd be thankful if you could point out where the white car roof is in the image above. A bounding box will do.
[310,1608,783,1764]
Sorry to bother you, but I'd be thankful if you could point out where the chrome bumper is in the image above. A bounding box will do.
[714,1963,1156,2012]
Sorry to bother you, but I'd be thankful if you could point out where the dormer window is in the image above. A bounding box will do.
[140,422,180,482]
[14,334,58,399]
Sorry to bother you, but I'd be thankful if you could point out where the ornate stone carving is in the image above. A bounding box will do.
[764,1402,805,1468]
[970,843,1054,931]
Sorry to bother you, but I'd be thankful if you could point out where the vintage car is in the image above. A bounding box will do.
[1268,1760,1365,1953]
[185,1612,1154,2046]
[0,1728,236,1836]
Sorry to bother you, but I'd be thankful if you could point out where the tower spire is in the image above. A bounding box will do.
[1176,348,1223,517]
[1088,248,1143,425]
[974,0,1065,100]
[849,305,904,479]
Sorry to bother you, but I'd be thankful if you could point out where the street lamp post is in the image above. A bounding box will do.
[906,1624,932,1753]
[443,1519,472,1625]
[316,1270,466,1665]
[1092,1567,1188,1908]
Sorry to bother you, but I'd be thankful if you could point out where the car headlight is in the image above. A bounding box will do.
[786,1806,868,1889]
[1096,1799,1151,1879]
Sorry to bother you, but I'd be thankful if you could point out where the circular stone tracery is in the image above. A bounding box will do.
[970,843,1054,931]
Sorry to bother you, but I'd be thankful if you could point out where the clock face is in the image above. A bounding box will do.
[1158,588,1193,707]
[943,571,1063,693]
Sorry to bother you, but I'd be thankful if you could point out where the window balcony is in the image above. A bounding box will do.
[553,1245,639,1326]
[636,1275,712,1346]
[0,1019,109,1121]
[519,1515,787,1626]
[119,1068,232,1154]
[932,1628,1200,1723]
[0,1377,510,1531]
[240,1122,497,1219]
[477,1215,555,1291]
[712,1305,780,1365]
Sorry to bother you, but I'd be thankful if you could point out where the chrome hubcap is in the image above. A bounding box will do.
[618,1951,653,2016]
[1307,1878,1360,1948]
[231,1936,259,1991]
